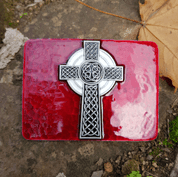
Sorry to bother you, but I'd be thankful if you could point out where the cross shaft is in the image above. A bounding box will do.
[59,41,124,139]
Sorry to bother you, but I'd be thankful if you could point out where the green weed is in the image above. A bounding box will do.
[127,171,152,177]
[169,116,178,143]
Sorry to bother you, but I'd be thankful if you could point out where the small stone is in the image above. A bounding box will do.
[165,158,168,160]
[146,155,153,161]
[142,171,146,176]
[128,152,132,158]
[140,157,145,163]
[167,109,173,114]
[173,113,177,116]
[110,158,114,163]
[152,167,155,171]
[56,173,66,177]
[17,20,19,23]
[104,162,113,173]
[115,156,121,165]
[131,151,137,156]
[143,161,146,165]
[164,152,168,157]
[24,0,28,5]
[96,158,103,166]
[16,4,23,11]
[122,159,140,175]
[148,142,151,147]
[142,165,145,171]
[91,170,103,177]
[34,0,43,2]
[168,162,174,169]
[152,162,158,168]
[29,7,33,11]
[39,2,44,6]
[139,147,146,152]
[148,149,152,153]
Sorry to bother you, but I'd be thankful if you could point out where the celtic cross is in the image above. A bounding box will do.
[59,41,124,139]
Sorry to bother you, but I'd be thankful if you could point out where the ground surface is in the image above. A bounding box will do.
[0,0,178,177]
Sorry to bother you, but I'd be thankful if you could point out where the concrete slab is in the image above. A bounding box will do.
[20,0,141,40]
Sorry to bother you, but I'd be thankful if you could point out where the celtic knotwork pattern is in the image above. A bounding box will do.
[60,66,79,80]
[104,67,123,80]
[80,62,103,83]
[85,42,99,60]
[81,84,100,137]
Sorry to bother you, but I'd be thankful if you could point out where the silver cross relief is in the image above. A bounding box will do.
[59,41,124,139]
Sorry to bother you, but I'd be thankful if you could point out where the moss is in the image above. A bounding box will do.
[0,0,20,43]
[169,116,178,143]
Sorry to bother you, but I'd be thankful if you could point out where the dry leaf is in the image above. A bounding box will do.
[138,0,178,92]
[104,162,113,173]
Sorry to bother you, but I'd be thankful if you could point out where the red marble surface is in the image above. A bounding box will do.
[22,39,159,141]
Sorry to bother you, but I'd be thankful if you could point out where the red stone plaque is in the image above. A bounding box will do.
[22,39,159,141]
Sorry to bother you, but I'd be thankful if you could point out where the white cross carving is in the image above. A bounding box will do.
[59,41,124,139]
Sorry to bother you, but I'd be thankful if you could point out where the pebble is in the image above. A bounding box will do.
[34,0,43,2]
[128,152,132,158]
[148,149,152,153]
[16,4,22,11]
[96,158,103,166]
[169,162,174,169]
[173,113,177,116]
[152,162,158,168]
[147,142,151,147]
[142,165,145,171]
[161,148,171,153]
[167,109,173,114]
[131,151,137,156]
[29,7,33,11]
[110,158,114,163]
[56,173,66,177]
[24,0,28,5]
[139,146,146,152]
[115,156,121,165]
[143,161,146,165]
[146,155,153,161]
[91,170,103,177]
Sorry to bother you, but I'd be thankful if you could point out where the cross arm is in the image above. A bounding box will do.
[59,65,79,80]
[103,66,124,81]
